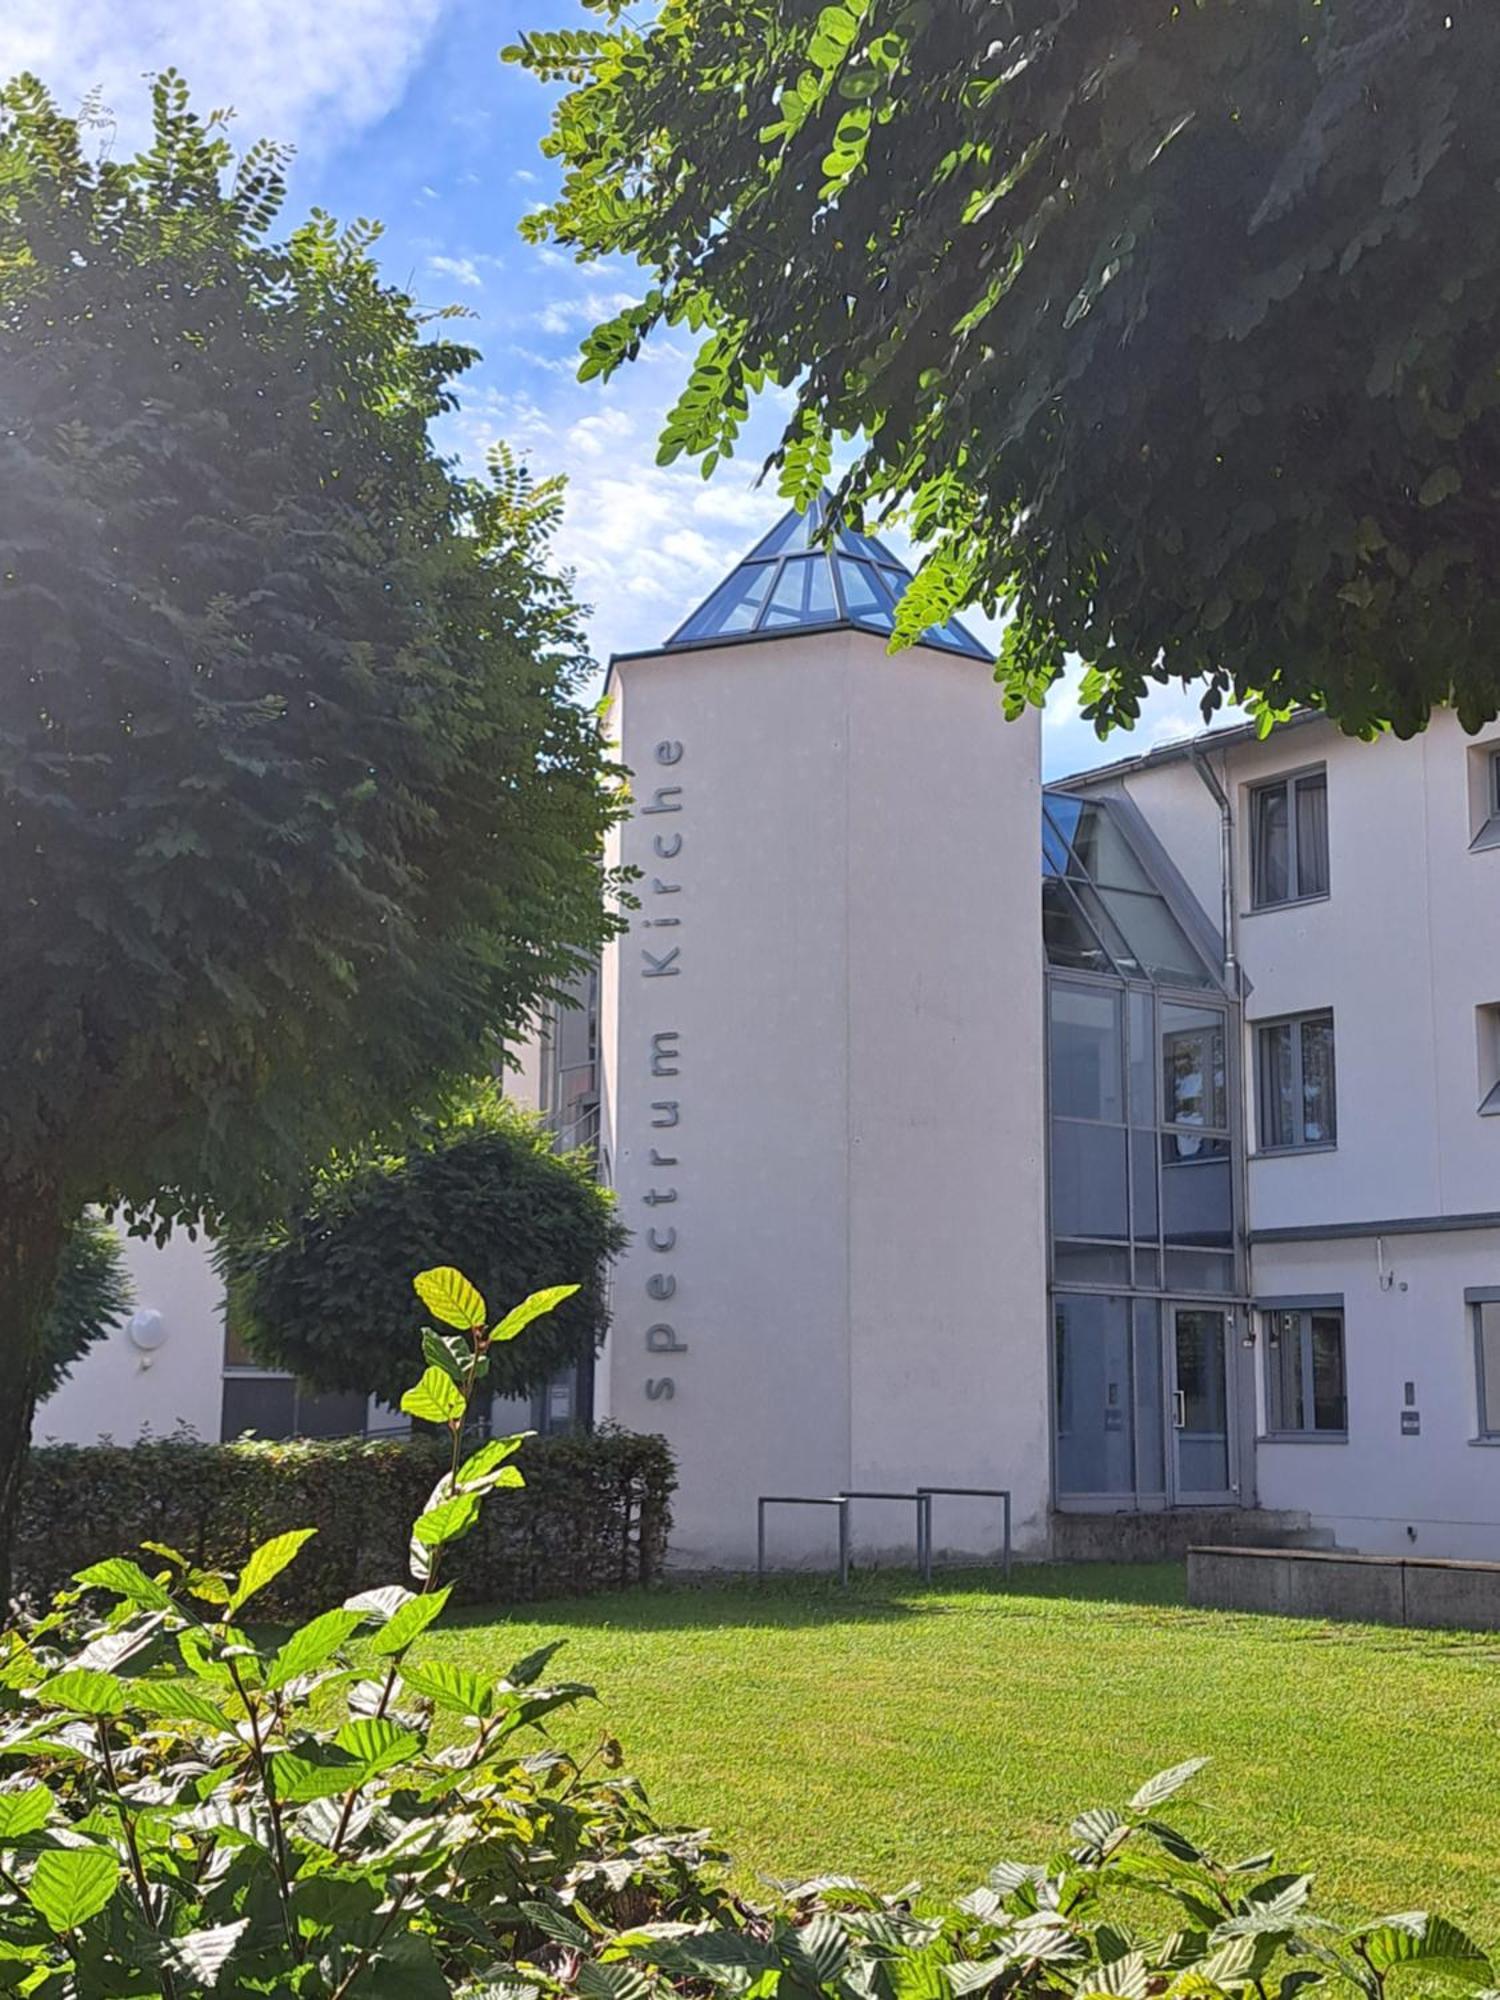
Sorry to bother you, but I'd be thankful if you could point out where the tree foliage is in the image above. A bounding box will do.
[39,1219,132,1406]
[0,69,624,1563]
[510,1,1500,738]
[219,1095,626,1407]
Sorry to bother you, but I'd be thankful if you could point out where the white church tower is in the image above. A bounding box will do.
[598,496,1050,1566]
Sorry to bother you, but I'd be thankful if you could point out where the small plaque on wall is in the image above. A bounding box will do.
[1400,1409,1421,1436]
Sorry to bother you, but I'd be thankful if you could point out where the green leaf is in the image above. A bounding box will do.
[1359,1915,1491,1980]
[1418,465,1461,507]
[368,1585,452,1657]
[401,1659,494,1719]
[334,1717,422,1775]
[455,1435,524,1488]
[27,1847,120,1932]
[168,1919,250,1988]
[400,1366,466,1425]
[1129,1758,1208,1812]
[422,1328,471,1383]
[492,1283,581,1343]
[0,1788,51,1839]
[413,1266,487,1331]
[128,1680,232,1731]
[266,1608,362,1689]
[35,1669,126,1717]
[411,1491,480,1548]
[73,1557,174,1612]
[228,1528,316,1615]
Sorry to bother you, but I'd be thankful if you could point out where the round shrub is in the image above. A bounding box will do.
[219,1093,626,1407]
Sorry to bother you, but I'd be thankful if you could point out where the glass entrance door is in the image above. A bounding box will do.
[1169,1306,1235,1503]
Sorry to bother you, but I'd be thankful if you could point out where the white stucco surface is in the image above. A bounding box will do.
[1120,710,1500,1555]
[37,1228,224,1446]
[601,628,1049,1567]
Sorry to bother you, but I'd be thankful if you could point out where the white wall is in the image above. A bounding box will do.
[37,1228,224,1445]
[1253,1231,1500,1557]
[601,629,1049,1568]
[1121,712,1500,1555]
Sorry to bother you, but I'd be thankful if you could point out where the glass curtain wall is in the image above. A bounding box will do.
[1043,792,1241,1508]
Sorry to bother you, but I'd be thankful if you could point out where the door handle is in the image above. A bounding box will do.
[1172,1390,1186,1430]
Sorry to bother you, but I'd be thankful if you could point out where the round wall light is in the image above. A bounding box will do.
[126,1308,167,1353]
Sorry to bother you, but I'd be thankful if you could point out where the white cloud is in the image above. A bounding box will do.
[536,289,639,336]
[0,0,451,160]
[429,253,483,289]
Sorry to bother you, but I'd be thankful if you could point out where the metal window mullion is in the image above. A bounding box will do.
[827,551,851,620]
[751,556,791,632]
[1478,1305,1495,1436]
[1290,1017,1308,1147]
[1297,1309,1315,1433]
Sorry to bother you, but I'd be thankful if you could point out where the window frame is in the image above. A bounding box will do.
[1248,765,1330,910]
[1254,1008,1338,1154]
[1259,1298,1348,1439]
[1470,1290,1500,1441]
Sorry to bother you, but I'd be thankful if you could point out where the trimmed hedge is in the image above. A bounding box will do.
[17,1423,674,1618]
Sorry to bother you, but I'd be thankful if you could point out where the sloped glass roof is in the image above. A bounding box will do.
[664,491,991,660]
[1042,792,1220,990]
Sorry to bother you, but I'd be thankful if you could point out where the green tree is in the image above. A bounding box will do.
[219,1093,625,1410]
[0,75,623,1592]
[39,1218,133,1406]
[511,1,1500,738]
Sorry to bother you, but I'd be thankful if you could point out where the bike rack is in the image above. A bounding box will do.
[916,1486,1012,1579]
[756,1495,851,1586]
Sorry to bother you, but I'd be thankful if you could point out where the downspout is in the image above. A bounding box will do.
[1191,745,1255,1508]
[1190,747,1237,994]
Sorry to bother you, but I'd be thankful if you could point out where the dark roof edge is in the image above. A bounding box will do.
[1050,709,1325,793]
[606,617,994,678]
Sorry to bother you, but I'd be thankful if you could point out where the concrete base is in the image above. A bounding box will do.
[1051,1508,1325,1564]
[1188,1545,1500,1631]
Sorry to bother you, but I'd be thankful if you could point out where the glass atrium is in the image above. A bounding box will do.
[1042,790,1244,1511]
[665,493,991,660]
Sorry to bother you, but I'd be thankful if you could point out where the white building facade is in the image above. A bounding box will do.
[36,500,1500,1567]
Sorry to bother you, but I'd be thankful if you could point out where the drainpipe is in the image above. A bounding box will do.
[1191,744,1254,1507]
[1190,748,1238,995]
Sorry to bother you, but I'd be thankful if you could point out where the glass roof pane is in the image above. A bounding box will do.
[1041,806,1073,878]
[763,554,838,627]
[1043,879,1115,975]
[836,556,895,629]
[1067,801,1158,892]
[674,562,776,642]
[747,506,816,561]
[1096,885,1215,988]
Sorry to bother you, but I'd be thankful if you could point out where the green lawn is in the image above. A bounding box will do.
[425,1563,1500,1937]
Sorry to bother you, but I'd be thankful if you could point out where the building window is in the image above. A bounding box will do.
[1477,1004,1500,1116]
[1161,1002,1228,1145]
[1264,1305,1346,1434]
[1472,1296,1500,1439]
[1256,1011,1337,1151]
[1250,769,1329,908]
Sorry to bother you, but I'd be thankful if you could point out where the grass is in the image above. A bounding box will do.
[424,1562,1500,1936]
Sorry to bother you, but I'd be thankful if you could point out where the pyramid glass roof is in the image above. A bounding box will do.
[663,491,991,660]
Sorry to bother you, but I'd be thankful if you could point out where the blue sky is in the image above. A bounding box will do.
[4,0,1230,779]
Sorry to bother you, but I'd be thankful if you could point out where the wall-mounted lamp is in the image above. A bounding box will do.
[126,1308,167,1355]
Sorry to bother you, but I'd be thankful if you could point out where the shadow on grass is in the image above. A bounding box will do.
[444,1559,1190,1637]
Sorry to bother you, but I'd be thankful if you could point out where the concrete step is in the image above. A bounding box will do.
[1050,1508,1320,1564]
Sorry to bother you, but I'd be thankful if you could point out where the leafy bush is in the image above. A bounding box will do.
[3,1267,1490,1997]
[218,1092,626,1408]
[0,1267,718,1995]
[552,1757,1496,2000]
[18,1426,673,1620]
